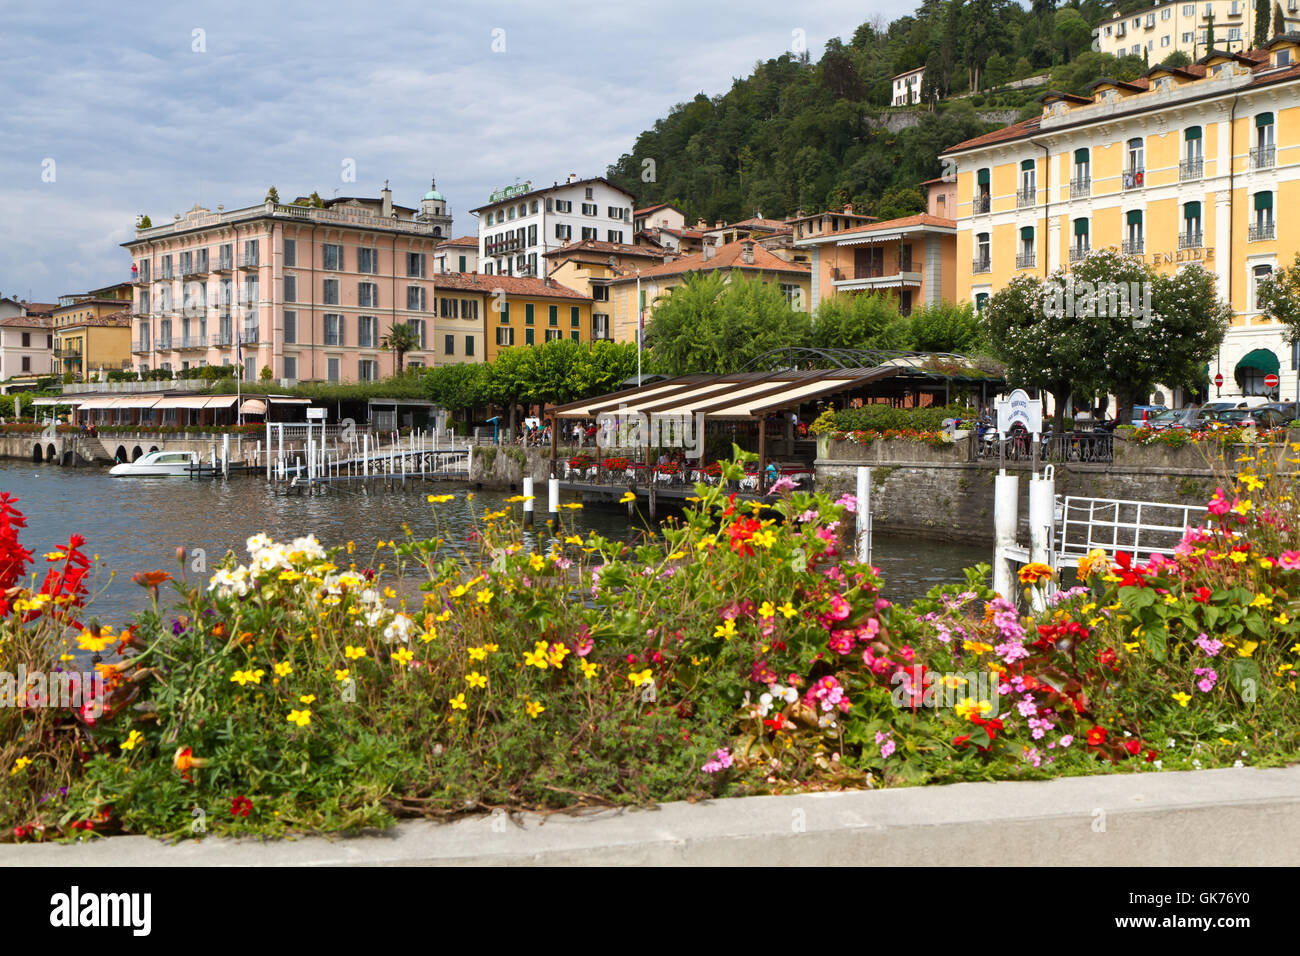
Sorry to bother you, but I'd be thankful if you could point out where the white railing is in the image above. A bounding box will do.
[1056,495,1209,564]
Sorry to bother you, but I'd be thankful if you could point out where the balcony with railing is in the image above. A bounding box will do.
[1121,238,1145,255]
[1068,244,1090,263]
[180,263,203,278]
[972,194,991,215]
[154,340,173,352]
[1069,177,1090,199]
[1016,187,1036,208]
[1248,221,1276,241]
[178,335,207,350]
[1179,158,1203,181]
[972,255,992,274]
[238,254,260,269]
[1015,252,1035,269]
[1122,167,1145,189]
[240,327,260,345]
[212,257,233,273]
[131,339,151,354]
[1251,145,1276,169]
[131,270,150,285]
[1178,230,1204,249]
[211,331,234,348]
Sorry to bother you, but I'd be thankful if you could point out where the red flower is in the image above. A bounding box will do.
[764,713,787,732]
[1098,647,1118,670]
[952,734,972,749]
[1087,726,1107,747]
[726,517,762,558]
[1145,749,1158,762]
[1192,586,1212,603]
[230,796,252,818]
[1123,739,1141,756]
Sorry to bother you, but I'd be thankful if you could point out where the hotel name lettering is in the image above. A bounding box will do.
[1149,247,1214,266]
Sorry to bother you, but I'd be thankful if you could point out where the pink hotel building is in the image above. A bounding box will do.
[122,183,454,383]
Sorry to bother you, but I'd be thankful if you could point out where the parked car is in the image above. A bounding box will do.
[1203,396,1274,412]
[1145,407,1221,431]
[1129,404,1168,426]
[1216,407,1293,428]
[1262,401,1300,424]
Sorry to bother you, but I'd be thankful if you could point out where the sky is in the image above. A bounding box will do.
[0,0,897,302]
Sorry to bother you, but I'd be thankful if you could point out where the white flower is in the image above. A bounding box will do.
[383,613,414,644]
[246,533,273,557]
[208,566,251,599]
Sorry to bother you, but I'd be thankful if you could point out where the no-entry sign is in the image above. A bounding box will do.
[1214,373,1224,388]
[1265,373,1280,389]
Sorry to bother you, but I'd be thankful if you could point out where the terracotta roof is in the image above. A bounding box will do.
[941,115,1042,155]
[438,236,479,248]
[22,302,57,316]
[709,217,791,232]
[542,239,668,260]
[58,310,131,329]
[1089,77,1146,93]
[634,203,681,217]
[0,314,53,329]
[432,272,590,300]
[468,177,635,214]
[804,214,956,242]
[54,297,134,312]
[607,238,810,284]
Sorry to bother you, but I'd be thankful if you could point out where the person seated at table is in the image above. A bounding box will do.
[765,461,779,482]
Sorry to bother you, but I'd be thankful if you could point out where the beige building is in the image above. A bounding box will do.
[54,311,132,381]
[543,239,671,341]
[1094,1,1300,61]
[0,313,54,381]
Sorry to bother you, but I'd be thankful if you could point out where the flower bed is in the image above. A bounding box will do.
[829,428,950,447]
[3,443,1299,841]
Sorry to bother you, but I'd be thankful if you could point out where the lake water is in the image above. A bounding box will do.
[1,461,989,623]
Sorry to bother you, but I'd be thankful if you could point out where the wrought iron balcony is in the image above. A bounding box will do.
[1015,252,1036,269]
[131,271,150,285]
[1069,177,1090,198]
[1121,238,1145,255]
[211,332,234,347]
[131,340,151,354]
[1016,188,1036,208]
[1251,146,1276,169]
[1178,230,1203,249]
[1248,222,1276,241]
[972,194,991,215]
[212,258,233,273]
[1069,245,1090,263]
[178,335,208,350]
[238,254,260,268]
[972,256,991,274]
[1122,168,1145,189]
[1179,158,1203,181]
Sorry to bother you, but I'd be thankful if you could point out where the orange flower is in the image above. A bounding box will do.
[133,570,172,588]
[172,746,210,782]
[1018,562,1055,586]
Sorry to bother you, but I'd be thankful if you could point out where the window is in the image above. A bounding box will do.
[458,255,467,271]
[327,357,340,382]
[323,278,339,305]
[975,168,991,213]
[1071,148,1090,197]
[245,356,256,382]
[525,303,535,325]
[1162,7,1170,17]
[359,282,378,310]
[555,224,572,240]
[406,318,426,350]
[584,187,593,199]
[1228,27,1240,41]
[322,243,344,270]
[545,329,562,342]
[1183,3,1193,13]
[283,274,297,303]
[571,331,580,342]
[357,248,378,274]
[1183,31,1193,42]
[1071,218,1090,260]
[570,306,580,328]
[465,336,474,356]
[499,301,510,324]
[283,355,296,380]
[592,285,609,301]
[1125,138,1145,188]
[160,254,173,278]
[1278,49,1292,67]
[974,233,991,272]
[1161,34,1170,46]
[609,207,624,219]
[219,243,232,270]
[507,206,516,221]
[463,299,479,319]
[1181,201,1203,247]
[582,203,597,216]
[581,227,597,241]
[607,230,623,243]
[284,311,296,344]
[548,305,558,326]
[21,332,30,347]
[496,327,514,346]
[1018,161,1035,203]
[1251,191,1275,240]
[359,315,378,348]
[1254,265,1274,309]
[284,239,296,267]
[359,359,379,381]
[1254,113,1276,168]
[525,328,535,345]
[1124,210,1144,254]
[1018,226,1035,268]
[975,292,989,312]
[593,313,609,339]
[324,313,344,346]
[554,199,572,213]
[407,286,427,311]
[407,252,425,277]
[243,276,258,309]
[445,334,455,356]
[243,240,259,266]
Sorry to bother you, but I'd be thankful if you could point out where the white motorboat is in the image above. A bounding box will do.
[109,450,200,477]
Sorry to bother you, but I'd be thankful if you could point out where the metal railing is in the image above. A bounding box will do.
[178,335,207,349]
[1179,158,1203,181]
[154,340,173,352]
[1015,252,1035,269]
[1016,187,1036,208]
[1121,238,1144,255]
[972,195,991,214]
[131,272,150,284]
[238,254,260,268]
[1122,168,1145,189]
[972,256,991,274]
[131,340,151,353]
[1250,145,1276,169]
[1069,177,1090,198]
[1057,495,1207,564]
[1248,221,1276,241]
[1069,245,1090,262]
[213,258,233,272]
[1178,230,1203,249]
[211,332,233,347]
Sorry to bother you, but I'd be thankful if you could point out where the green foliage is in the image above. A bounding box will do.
[644,272,811,375]
[1256,252,1300,345]
[1160,50,1193,69]
[826,402,976,433]
[810,294,984,354]
[265,186,279,204]
[380,322,421,373]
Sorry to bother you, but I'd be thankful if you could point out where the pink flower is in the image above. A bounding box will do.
[835,493,858,514]
[1194,667,1218,692]
[1207,488,1231,516]
[1194,632,1223,657]
[828,630,856,655]
[827,594,851,621]
[767,475,799,495]
[1279,550,1300,570]
[876,731,896,760]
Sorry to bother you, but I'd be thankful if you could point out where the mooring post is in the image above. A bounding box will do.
[222,433,230,478]
[993,473,1020,600]
[548,476,560,526]
[522,476,535,527]
[1028,464,1057,611]
[855,466,872,565]
[265,421,272,479]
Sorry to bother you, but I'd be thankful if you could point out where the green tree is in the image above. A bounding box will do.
[1159,50,1193,68]
[381,322,421,374]
[138,215,152,229]
[1054,8,1093,61]
[483,347,533,437]
[1276,1,1286,37]
[265,186,280,204]
[872,185,926,220]
[1256,0,1271,48]
[811,293,902,349]
[423,361,489,417]
[908,302,984,353]
[1255,252,1300,344]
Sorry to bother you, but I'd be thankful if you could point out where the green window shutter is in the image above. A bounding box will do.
[1184,201,1201,219]
[1126,210,1142,225]
[1020,226,1034,240]
[548,305,558,326]
[977,168,990,185]
[501,302,510,323]
[1073,218,1089,236]
[570,306,580,327]
[1255,191,1274,210]
[571,331,580,342]
[1073,148,1089,163]
[1184,126,1201,140]
[525,328,534,345]
[1257,112,1274,127]
[1020,159,1035,171]
[525,303,534,324]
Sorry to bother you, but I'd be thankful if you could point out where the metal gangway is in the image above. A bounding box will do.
[1055,495,1209,564]
[261,422,472,486]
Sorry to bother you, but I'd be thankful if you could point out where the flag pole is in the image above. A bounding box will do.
[636,268,642,387]
[236,326,243,425]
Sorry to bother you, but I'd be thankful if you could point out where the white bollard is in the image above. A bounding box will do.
[993,473,1020,600]
[307,438,315,481]
[1028,466,1056,610]
[855,466,872,565]
[523,476,535,527]
[222,433,231,478]
[363,433,369,478]
[548,476,560,523]
[265,422,272,479]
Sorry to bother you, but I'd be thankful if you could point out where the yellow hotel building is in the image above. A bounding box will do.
[944,38,1300,402]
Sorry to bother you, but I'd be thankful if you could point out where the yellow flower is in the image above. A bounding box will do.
[525,700,545,719]
[1172,691,1192,708]
[562,503,583,510]
[278,569,302,581]
[1238,641,1260,657]
[299,694,316,704]
[230,668,265,687]
[334,668,350,682]
[962,640,994,654]
[1077,548,1109,578]
[759,601,776,619]
[1232,499,1253,516]
[627,668,654,687]
[468,646,488,661]
[466,671,488,689]
[10,757,33,775]
[484,642,499,652]
[1163,593,1178,605]
[1251,594,1274,608]
[286,708,312,727]
[618,491,637,504]
[1276,612,1292,626]
[392,648,414,666]
[1123,641,1140,653]
[421,624,437,644]
[778,602,797,619]
[1018,562,1054,585]
[547,643,570,668]
[1259,558,1276,569]
[505,494,534,503]
[564,535,584,545]
[273,661,293,678]
[120,730,144,751]
[714,618,738,640]
[1238,474,1265,491]
[523,642,550,669]
[76,628,116,653]
[427,494,454,503]
[752,529,777,549]
[580,659,599,680]
[1229,551,1248,565]
[436,610,451,622]
[476,588,494,605]
[529,553,545,572]
[449,693,468,711]
[344,645,367,660]
[955,698,993,720]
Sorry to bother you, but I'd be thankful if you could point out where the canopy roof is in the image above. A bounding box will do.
[1236,348,1280,375]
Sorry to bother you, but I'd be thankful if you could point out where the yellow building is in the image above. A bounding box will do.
[605,238,812,343]
[944,40,1300,401]
[429,273,592,364]
[543,239,670,342]
[54,310,132,380]
[1094,0,1300,62]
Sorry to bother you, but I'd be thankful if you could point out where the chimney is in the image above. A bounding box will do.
[714,220,723,229]
[741,240,755,265]
[544,276,553,288]
[696,218,707,230]
[567,173,577,184]
[843,202,853,215]
[381,181,393,218]
[702,239,716,262]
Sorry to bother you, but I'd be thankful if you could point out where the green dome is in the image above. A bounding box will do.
[424,189,444,201]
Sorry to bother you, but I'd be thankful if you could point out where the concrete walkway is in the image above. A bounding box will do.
[4,765,1299,865]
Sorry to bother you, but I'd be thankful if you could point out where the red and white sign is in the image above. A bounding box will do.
[1214,373,1224,388]
[1264,373,1280,389]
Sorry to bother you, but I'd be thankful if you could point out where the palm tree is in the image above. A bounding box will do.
[382,322,421,374]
